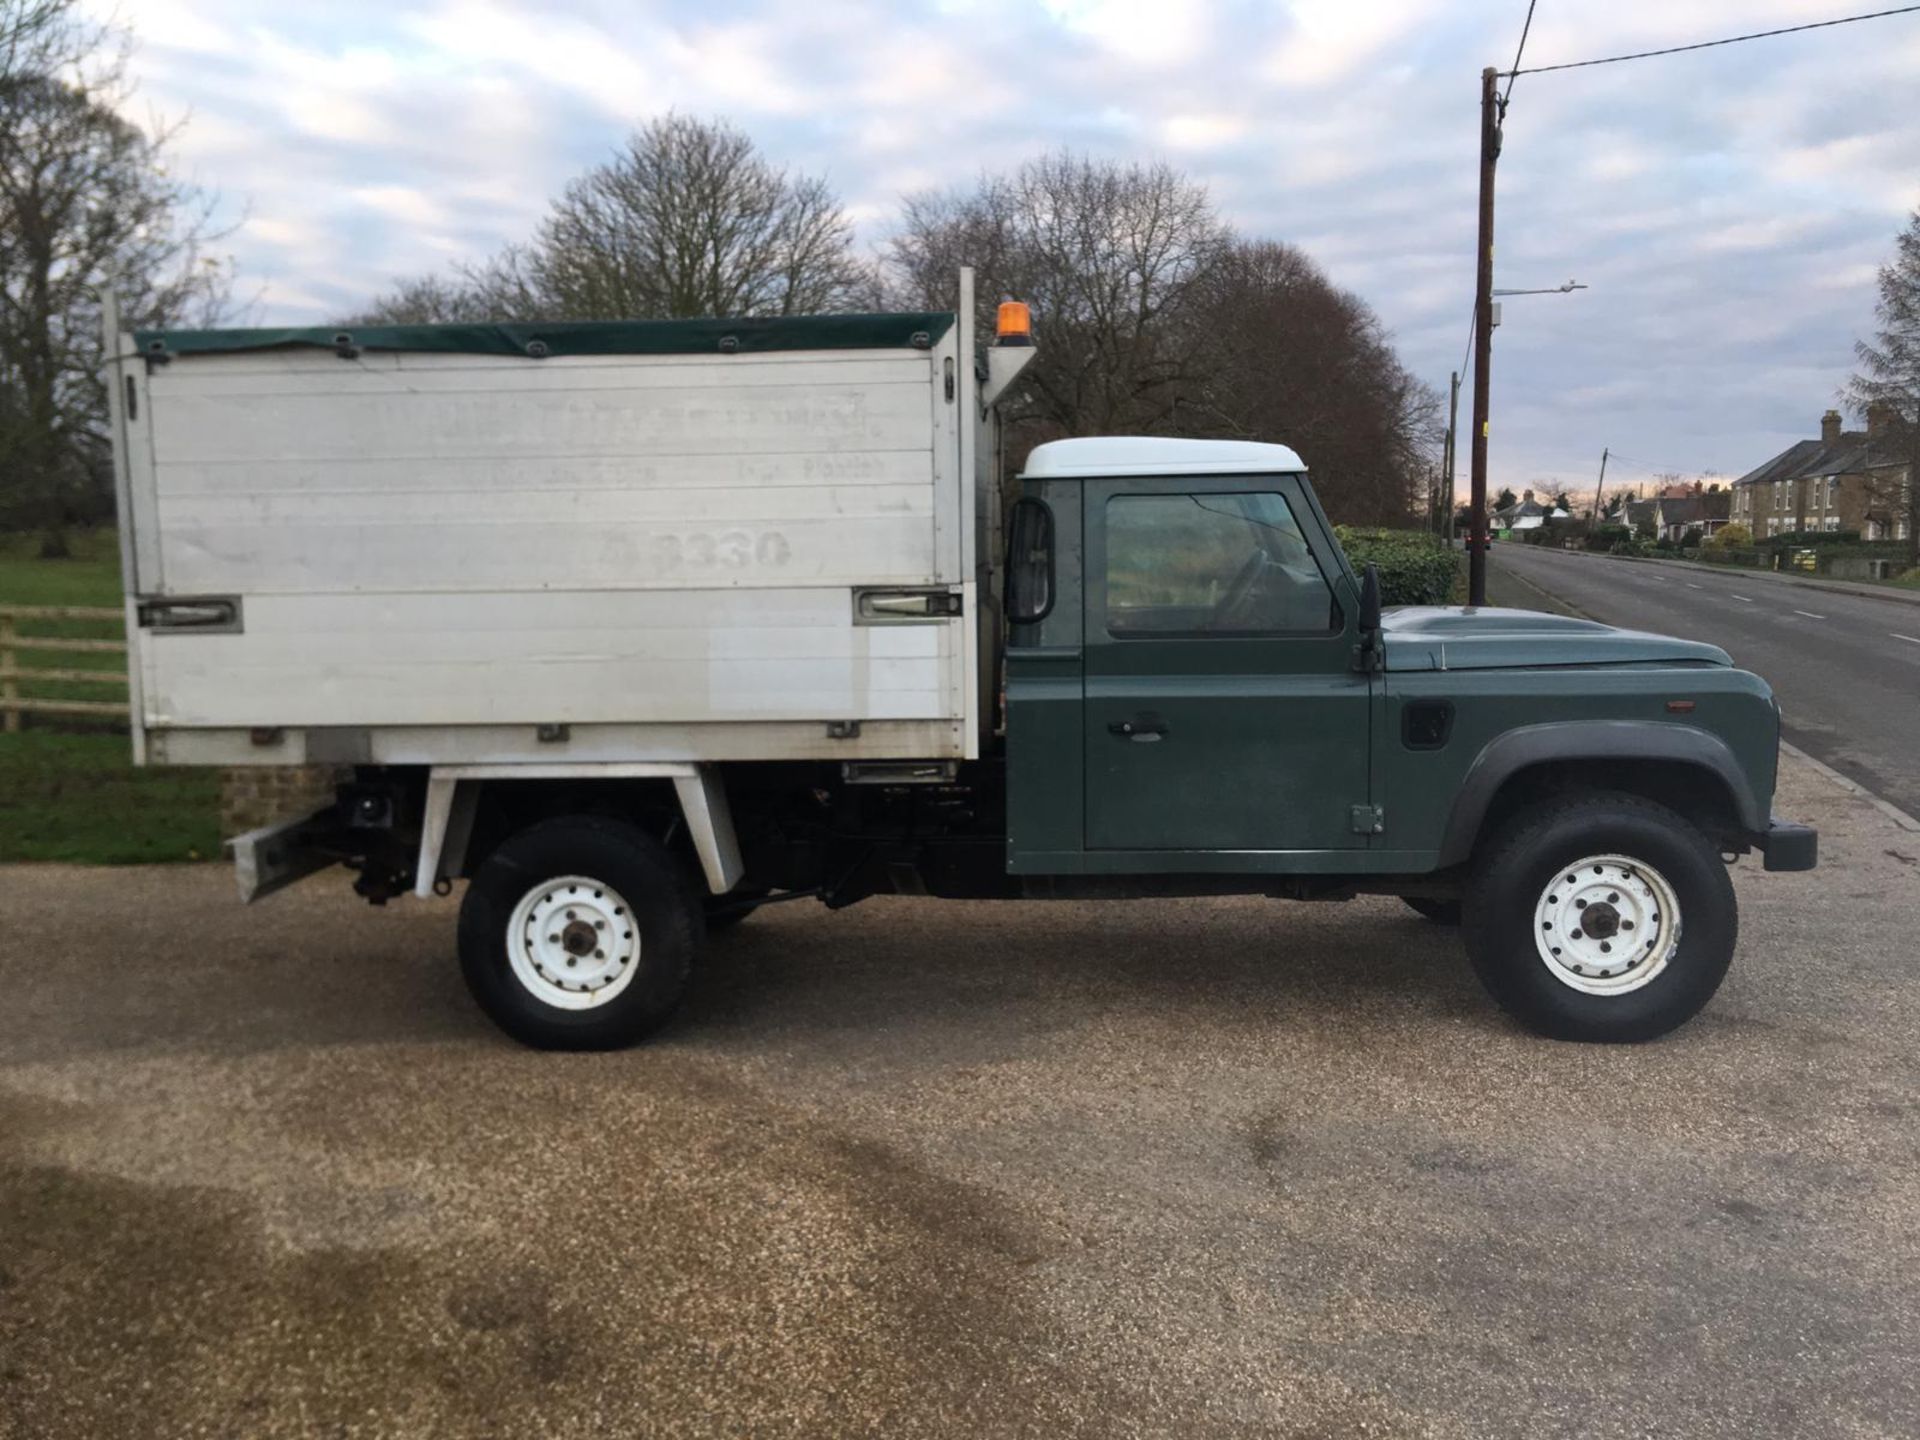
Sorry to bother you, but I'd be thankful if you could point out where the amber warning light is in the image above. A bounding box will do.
[995,301,1033,346]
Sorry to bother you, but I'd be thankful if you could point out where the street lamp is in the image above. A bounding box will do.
[1493,280,1588,297]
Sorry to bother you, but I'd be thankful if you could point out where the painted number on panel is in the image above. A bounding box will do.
[651,531,792,572]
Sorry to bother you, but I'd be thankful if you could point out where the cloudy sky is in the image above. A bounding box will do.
[95,0,1920,497]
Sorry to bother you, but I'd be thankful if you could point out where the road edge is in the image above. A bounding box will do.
[1486,554,1600,622]
[1779,741,1920,834]
[1494,542,1920,610]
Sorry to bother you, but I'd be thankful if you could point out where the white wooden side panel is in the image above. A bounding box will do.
[134,343,973,745]
[146,348,946,595]
[142,590,960,728]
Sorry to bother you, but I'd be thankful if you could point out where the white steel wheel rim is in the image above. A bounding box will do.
[1533,854,1681,997]
[506,875,642,1011]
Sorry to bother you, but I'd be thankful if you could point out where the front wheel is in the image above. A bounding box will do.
[457,816,704,1050]
[1463,793,1736,1043]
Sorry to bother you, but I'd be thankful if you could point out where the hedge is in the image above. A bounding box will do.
[1335,527,1460,607]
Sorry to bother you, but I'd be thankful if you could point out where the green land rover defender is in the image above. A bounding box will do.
[114,296,1815,1051]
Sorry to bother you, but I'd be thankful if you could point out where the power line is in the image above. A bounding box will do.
[1501,0,1540,104]
[1506,5,1920,76]
[1605,450,1726,478]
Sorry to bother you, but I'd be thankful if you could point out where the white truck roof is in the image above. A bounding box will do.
[1021,436,1307,479]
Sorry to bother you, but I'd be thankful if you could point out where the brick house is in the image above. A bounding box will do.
[1730,408,1913,540]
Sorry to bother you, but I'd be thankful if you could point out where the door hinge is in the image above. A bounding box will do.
[1349,804,1385,836]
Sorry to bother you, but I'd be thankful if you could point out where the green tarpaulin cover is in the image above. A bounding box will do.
[134,311,956,360]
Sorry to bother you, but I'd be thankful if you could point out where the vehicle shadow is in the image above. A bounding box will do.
[674,895,1494,1058]
[0,867,1493,1064]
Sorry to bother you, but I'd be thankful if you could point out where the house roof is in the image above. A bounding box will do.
[1493,496,1562,521]
[1733,432,1905,487]
[1657,493,1730,526]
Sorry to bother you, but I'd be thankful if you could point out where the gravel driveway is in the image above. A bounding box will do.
[2,756,1916,1439]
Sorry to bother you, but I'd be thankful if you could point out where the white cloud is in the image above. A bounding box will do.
[1037,0,1211,68]
[1162,113,1247,152]
[1265,0,1436,87]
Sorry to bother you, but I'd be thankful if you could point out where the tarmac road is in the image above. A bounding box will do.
[3,756,1918,1438]
[1489,543,1920,820]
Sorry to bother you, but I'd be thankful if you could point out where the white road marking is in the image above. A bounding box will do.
[1793,610,1826,620]
[1730,594,1754,602]
[1893,633,1920,646]
[1685,583,1703,590]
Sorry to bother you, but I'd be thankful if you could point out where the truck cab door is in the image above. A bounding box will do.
[1082,476,1372,853]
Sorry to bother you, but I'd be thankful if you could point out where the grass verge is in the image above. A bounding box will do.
[1,528,222,863]
[0,731,221,863]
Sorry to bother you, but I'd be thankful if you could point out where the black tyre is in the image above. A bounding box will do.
[457,815,703,1050]
[1463,792,1735,1043]
[1401,896,1462,926]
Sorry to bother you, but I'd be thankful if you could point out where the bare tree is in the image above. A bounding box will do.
[889,161,1436,525]
[1180,240,1440,525]
[1848,205,1920,559]
[0,4,232,551]
[891,152,1228,440]
[1,0,79,83]
[342,248,541,325]
[339,272,495,327]
[354,116,870,325]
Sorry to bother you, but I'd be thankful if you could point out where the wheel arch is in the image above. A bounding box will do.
[415,763,743,899]
[1437,722,1765,867]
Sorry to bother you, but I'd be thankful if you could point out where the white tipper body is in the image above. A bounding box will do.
[107,293,1014,774]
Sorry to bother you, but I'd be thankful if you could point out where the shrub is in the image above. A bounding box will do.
[1763,529,1861,549]
[1586,525,1631,552]
[1704,523,1752,552]
[1334,527,1460,607]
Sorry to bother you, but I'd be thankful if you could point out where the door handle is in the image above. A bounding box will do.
[1108,717,1170,740]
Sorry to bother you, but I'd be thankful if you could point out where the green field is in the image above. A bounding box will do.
[0,527,124,606]
[0,529,222,863]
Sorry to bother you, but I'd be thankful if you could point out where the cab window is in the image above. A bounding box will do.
[1105,492,1337,636]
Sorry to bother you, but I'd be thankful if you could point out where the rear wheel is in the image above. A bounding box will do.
[457,816,703,1050]
[1463,792,1735,1043]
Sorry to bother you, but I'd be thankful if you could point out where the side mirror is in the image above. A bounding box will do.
[1359,562,1382,635]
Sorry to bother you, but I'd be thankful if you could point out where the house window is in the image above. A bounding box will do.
[1824,515,1840,532]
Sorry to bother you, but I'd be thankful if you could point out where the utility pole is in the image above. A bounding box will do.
[1591,447,1609,522]
[1468,65,1500,606]
[1443,370,1460,544]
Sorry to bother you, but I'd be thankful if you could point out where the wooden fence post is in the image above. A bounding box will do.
[1,612,16,733]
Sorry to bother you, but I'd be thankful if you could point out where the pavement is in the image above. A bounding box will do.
[3,751,1919,1438]
[1490,542,1920,821]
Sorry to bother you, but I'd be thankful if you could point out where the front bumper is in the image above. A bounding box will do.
[1755,817,1818,872]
